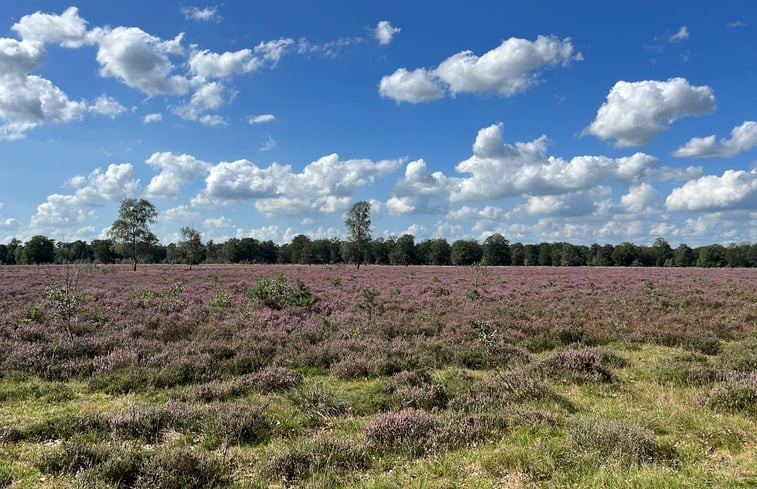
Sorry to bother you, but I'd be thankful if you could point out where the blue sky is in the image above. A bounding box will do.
[0,1,755,246]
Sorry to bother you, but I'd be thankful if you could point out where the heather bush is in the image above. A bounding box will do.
[84,444,145,488]
[286,381,349,425]
[110,403,200,442]
[569,417,672,464]
[481,369,565,405]
[535,348,626,383]
[364,409,438,455]
[11,412,110,442]
[0,380,74,403]
[265,434,369,483]
[719,337,757,372]
[330,354,377,379]
[36,439,113,475]
[702,372,757,415]
[134,446,226,489]
[202,402,271,447]
[654,352,719,386]
[240,366,303,393]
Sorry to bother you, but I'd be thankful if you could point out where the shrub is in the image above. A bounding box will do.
[719,337,757,372]
[110,403,199,442]
[654,352,719,386]
[569,417,670,464]
[84,444,145,488]
[203,402,271,446]
[330,355,377,379]
[240,366,303,393]
[390,383,448,410]
[36,440,112,475]
[535,348,626,383]
[266,434,368,483]
[135,447,225,489]
[286,382,349,425]
[364,409,438,455]
[16,412,110,442]
[702,372,757,415]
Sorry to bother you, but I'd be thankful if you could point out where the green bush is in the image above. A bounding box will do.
[135,447,225,489]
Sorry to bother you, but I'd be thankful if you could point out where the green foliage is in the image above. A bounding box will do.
[108,198,158,271]
[357,286,381,322]
[345,201,372,268]
[248,273,318,310]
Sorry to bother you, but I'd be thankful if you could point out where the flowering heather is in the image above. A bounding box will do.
[0,264,754,486]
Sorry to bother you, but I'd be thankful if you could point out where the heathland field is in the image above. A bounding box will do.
[0,264,755,488]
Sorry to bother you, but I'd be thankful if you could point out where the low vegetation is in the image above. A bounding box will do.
[0,264,755,487]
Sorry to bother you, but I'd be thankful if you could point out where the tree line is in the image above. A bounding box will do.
[0,199,755,268]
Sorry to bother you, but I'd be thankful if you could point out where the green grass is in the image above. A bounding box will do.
[0,343,755,488]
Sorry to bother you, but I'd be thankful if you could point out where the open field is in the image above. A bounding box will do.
[0,264,755,488]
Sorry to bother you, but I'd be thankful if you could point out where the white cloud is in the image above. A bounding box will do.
[0,203,19,230]
[0,38,86,139]
[451,123,659,202]
[673,121,757,158]
[526,187,611,216]
[379,35,580,103]
[296,36,363,58]
[666,169,757,211]
[254,38,295,65]
[188,48,260,79]
[143,112,162,123]
[173,81,229,124]
[237,225,280,242]
[379,68,445,103]
[31,163,139,229]
[145,152,211,198]
[181,6,221,23]
[203,216,232,229]
[161,205,200,222]
[584,78,715,147]
[375,21,400,45]
[88,95,127,118]
[12,6,89,48]
[670,26,689,42]
[92,26,190,96]
[619,183,662,213]
[386,159,451,214]
[249,114,275,124]
[193,153,402,216]
[259,134,277,152]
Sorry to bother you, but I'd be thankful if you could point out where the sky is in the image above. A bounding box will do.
[0,1,756,247]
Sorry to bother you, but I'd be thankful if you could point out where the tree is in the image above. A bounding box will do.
[390,234,417,265]
[0,244,7,265]
[482,233,510,266]
[344,201,371,268]
[179,226,203,269]
[451,239,483,266]
[673,243,696,267]
[22,235,55,264]
[108,198,158,271]
[652,237,673,267]
[91,239,116,263]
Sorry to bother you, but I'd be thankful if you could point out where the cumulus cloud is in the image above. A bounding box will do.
[143,112,162,123]
[673,121,757,158]
[254,38,295,65]
[386,159,451,214]
[193,153,402,216]
[378,68,444,103]
[181,6,221,23]
[670,26,689,42]
[31,163,139,229]
[619,183,662,213]
[526,187,611,216]
[188,48,260,79]
[666,169,757,211]
[12,6,89,47]
[584,78,715,147]
[0,38,86,139]
[92,26,190,96]
[0,203,20,230]
[203,216,232,229]
[161,205,200,222]
[87,95,127,118]
[145,152,211,198]
[173,81,229,125]
[379,35,580,103]
[375,21,400,45]
[248,114,275,124]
